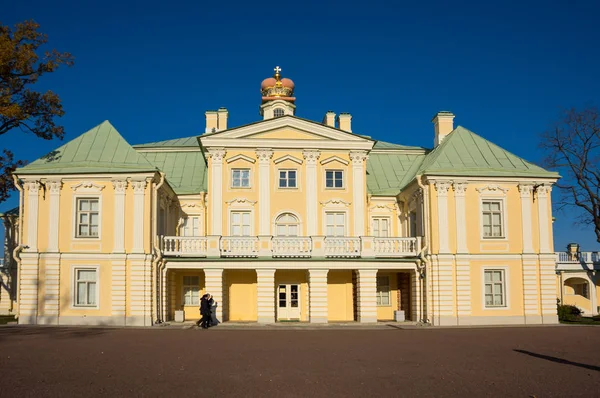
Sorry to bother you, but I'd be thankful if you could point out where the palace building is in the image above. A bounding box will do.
[0,67,564,326]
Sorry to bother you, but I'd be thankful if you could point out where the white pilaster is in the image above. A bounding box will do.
[41,254,60,324]
[24,181,40,252]
[537,186,552,253]
[303,150,320,236]
[455,255,471,323]
[539,254,559,324]
[256,149,274,235]
[208,148,226,235]
[350,151,368,236]
[411,270,422,323]
[308,269,328,323]
[204,268,223,323]
[257,269,276,323]
[518,184,534,253]
[432,254,456,326]
[128,254,153,326]
[131,179,147,253]
[453,182,468,253]
[112,179,127,253]
[522,254,540,323]
[47,180,62,253]
[18,252,39,324]
[356,269,377,323]
[434,181,451,253]
[111,254,127,318]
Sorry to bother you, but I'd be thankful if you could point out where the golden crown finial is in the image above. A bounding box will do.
[274,65,282,81]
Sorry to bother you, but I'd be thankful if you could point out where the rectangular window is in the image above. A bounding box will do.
[231,169,250,188]
[482,200,504,238]
[183,275,200,306]
[325,212,346,236]
[231,211,251,236]
[484,270,506,307]
[278,170,297,188]
[371,217,390,237]
[325,170,344,189]
[409,211,418,237]
[76,198,100,238]
[181,216,200,237]
[74,268,97,307]
[376,276,390,306]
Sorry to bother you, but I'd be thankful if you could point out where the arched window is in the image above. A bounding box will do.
[274,108,285,118]
[275,213,299,236]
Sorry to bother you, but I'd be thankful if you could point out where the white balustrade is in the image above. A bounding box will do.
[555,251,600,264]
[220,237,259,257]
[272,237,312,257]
[373,237,418,257]
[324,237,361,258]
[162,236,207,256]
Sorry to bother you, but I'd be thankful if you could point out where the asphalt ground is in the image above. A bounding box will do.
[0,325,598,397]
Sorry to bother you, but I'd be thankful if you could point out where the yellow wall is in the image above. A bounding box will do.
[469,260,524,317]
[377,272,399,320]
[327,270,354,321]
[56,259,113,317]
[226,270,257,321]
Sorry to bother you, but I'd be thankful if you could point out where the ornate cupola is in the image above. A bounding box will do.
[260,66,296,120]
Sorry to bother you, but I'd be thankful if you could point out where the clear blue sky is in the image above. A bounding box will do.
[2,0,599,251]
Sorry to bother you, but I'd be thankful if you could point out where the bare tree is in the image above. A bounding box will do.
[541,107,600,243]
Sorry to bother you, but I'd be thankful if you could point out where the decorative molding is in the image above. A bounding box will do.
[256,148,274,163]
[453,182,468,196]
[302,150,321,165]
[226,198,257,206]
[47,179,62,194]
[320,198,351,207]
[226,154,256,164]
[207,148,226,162]
[368,203,396,212]
[71,181,105,193]
[518,184,534,197]
[536,185,551,198]
[131,179,147,193]
[476,184,509,194]
[112,179,128,194]
[349,150,369,165]
[320,155,349,166]
[434,181,452,196]
[273,154,303,165]
[181,203,203,208]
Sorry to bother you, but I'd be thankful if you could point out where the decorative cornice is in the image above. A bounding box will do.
[434,181,452,196]
[131,179,147,193]
[320,198,351,207]
[536,185,551,198]
[320,155,349,166]
[256,148,274,163]
[349,150,369,165]
[226,154,256,164]
[112,179,128,194]
[47,179,62,194]
[453,182,468,196]
[24,181,40,194]
[71,181,105,193]
[476,184,509,194]
[517,183,533,198]
[207,148,226,162]
[225,198,257,206]
[302,150,321,165]
[273,154,303,165]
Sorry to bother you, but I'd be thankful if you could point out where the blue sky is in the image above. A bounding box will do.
[2,0,599,250]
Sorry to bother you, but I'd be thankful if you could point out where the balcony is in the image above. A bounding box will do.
[555,251,600,271]
[161,236,422,259]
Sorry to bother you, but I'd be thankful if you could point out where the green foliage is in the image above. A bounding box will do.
[557,304,582,322]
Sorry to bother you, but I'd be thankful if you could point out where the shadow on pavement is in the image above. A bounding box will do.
[514,349,600,372]
[0,326,109,341]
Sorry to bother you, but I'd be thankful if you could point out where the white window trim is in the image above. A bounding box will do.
[228,208,254,236]
[370,216,391,237]
[71,265,100,309]
[324,169,345,190]
[481,266,510,310]
[479,197,508,241]
[376,275,391,307]
[181,216,202,237]
[323,210,348,237]
[182,275,201,306]
[277,168,299,190]
[272,210,303,236]
[230,168,252,189]
[72,195,102,240]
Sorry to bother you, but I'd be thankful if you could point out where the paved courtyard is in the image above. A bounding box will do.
[0,325,598,397]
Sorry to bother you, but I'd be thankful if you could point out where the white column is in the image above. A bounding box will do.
[257,269,276,323]
[256,149,274,235]
[128,254,152,326]
[455,256,471,323]
[24,181,40,252]
[356,269,377,323]
[303,150,320,236]
[434,181,451,253]
[112,179,127,253]
[309,269,328,323]
[47,180,62,253]
[453,182,468,253]
[519,184,534,253]
[411,270,422,323]
[350,151,368,236]
[41,254,60,324]
[18,252,39,324]
[204,268,223,323]
[208,148,226,235]
[131,179,147,253]
[539,254,559,323]
[537,185,551,253]
[111,254,127,320]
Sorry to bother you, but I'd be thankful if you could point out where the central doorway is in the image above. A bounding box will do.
[277,284,301,320]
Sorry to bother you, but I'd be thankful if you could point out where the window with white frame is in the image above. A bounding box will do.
[183,275,200,306]
[278,170,297,188]
[273,108,285,118]
[325,212,346,236]
[74,268,97,307]
[482,200,504,238]
[573,282,589,299]
[325,170,344,189]
[376,276,390,306]
[76,198,100,238]
[371,217,390,237]
[275,213,299,236]
[231,169,250,188]
[231,211,251,236]
[484,270,506,307]
[181,216,201,236]
[409,211,418,237]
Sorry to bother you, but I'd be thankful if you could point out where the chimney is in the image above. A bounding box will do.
[432,111,455,146]
[338,113,352,132]
[217,107,228,131]
[205,111,218,134]
[323,111,336,127]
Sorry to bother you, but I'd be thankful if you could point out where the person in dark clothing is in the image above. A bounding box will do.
[198,293,211,329]
[208,294,219,326]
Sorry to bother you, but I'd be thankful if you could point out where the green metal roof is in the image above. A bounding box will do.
[16,121,158,175]
[372,141,426,151]
[133,136,200,148]
[140,151,207,194]
[366,152,426,195]
[418,126,559,178]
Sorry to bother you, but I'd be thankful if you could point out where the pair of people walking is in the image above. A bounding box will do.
[197,293,218,329]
